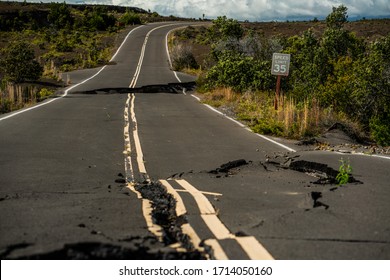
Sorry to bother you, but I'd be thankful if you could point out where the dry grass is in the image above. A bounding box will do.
[200,87,353,139]
[202,87,239,107]
[0,82,54,113]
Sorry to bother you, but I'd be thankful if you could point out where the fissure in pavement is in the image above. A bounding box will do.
[72,82,196,95]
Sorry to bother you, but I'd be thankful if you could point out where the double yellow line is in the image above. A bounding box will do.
[123,23,274,260]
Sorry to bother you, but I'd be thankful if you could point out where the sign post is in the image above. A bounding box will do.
[271,53,290,110]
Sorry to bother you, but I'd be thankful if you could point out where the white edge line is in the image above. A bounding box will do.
[370,154,390,160]
[191,94,201,102]
[0,25,145,122]
[190,94,297,153]
[110,25,144,62]
[0,65,107,122]
[165,26,182,83]
[256,133,296,152]
[195,97,390,158]
[325,150,390,161]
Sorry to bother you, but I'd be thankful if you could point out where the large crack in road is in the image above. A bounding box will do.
[71,82,196,95]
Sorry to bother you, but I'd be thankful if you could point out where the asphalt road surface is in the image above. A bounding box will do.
[1,22,389,260]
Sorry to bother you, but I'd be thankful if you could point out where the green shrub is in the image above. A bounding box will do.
[120,11,142,25]
[370,117,390,146]
[0,41,43,83]
[37,88,54,100]
[251,119,284,136]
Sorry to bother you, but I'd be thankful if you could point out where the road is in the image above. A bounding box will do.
[1,22,389,260]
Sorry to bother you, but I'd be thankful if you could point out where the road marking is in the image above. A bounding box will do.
[123,23,195,247]
[165,28,182,84]
[175,189,223,197]
[129,23,183,89]
[123,94,135,184]
[0,66,107,122]
[130,94,149,179]
[143,199,164,239]
[159,179,209,255]
[122,23,275,259]
[160,179,187,217]
[202,215,234,240]
[236,236,274,260]
[126,24,190,180]
[176,179,216,215]
[256,133,296,152]
[190,94,297,153]
[162,182,231,260]
[174,178,274,260]
[0,25,150,122]
[110,25,144,62]
[203,239,229,260]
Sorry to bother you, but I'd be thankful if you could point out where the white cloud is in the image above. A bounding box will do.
[26,0,390,21]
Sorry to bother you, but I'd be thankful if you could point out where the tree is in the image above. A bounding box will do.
[326,5,348,30]
[47,2,74,30]
[119,11,141,25]
[85,7,116,31]
[209,16,244,42]
[0,41,43,83]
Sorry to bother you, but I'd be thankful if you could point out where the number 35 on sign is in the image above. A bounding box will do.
[271,53,290,76]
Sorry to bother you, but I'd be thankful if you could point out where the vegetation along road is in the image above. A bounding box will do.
[0,2,389,259]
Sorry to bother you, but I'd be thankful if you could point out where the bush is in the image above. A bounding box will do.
[370,117,390,146]
[37,88,54,100]
[0,41,43,83]
[85,7,117,31]
[120,11,141,25]
[204,52,273,93]
[171,44,198,71]
[48,2,74,30]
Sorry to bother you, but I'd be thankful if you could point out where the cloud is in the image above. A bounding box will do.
[27,0,390,21]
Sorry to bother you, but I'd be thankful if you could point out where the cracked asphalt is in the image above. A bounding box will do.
[1,22,390,260]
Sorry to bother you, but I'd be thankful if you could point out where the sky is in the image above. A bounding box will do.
[23,0,390,21]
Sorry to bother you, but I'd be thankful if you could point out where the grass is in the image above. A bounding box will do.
[199,87,358,139]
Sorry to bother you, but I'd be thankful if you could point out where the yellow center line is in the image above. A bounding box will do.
[173,178,275,260]
[174,189,223,197]
[201,215,234,240]
[159,179,187,217]
[176,179,216,215]
[203,239,229,260]
[236,236,274,260]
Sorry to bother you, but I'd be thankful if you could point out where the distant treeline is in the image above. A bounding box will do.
[0,1,147,32]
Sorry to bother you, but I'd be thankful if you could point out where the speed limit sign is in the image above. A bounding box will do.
[271,53,290,76]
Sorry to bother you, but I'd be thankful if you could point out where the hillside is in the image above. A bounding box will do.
[175,18,390,70]
[170,10,390,146]
[0,1,194,113]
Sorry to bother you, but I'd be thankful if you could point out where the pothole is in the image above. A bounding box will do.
[265,156,363,186]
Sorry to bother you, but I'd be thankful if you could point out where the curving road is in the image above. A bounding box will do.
[1,22,389,260]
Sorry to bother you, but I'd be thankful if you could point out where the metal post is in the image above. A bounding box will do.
[275,75,281,110]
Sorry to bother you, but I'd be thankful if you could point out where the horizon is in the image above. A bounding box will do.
[9,0,390,22]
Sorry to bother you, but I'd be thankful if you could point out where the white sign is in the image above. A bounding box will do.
[271,53,291,76]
